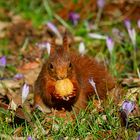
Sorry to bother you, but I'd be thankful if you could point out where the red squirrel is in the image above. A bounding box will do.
[34,33,115,112]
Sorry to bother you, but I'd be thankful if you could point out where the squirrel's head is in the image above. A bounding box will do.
[44,32,80,104]
[47,32,73,80]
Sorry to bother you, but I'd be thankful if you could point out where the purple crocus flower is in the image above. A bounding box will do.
[14,73,24,80]
[0,56,6,67]
[46,22,61,38]
[89,77,101,104]
[124,20,136,47]
[78,42,86,55]
[68,12,80,26]
[124,19,131,29]
[121,100,135,115]
[128,28,136,47]
[106,37,114,54]
[137,133,140,140]
[89,78,97,91]
[22,83,29,104]
[36,42,51,55]
[120,100,135,128]
[27,136,32,140]
[137,19,140,29]
[97,0,105,9]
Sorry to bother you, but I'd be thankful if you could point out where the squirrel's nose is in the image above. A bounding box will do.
[56,67,68,80]
[57,74,67,80]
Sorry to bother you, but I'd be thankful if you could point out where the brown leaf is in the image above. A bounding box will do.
[122,78,140,87]
[15,107,32,123]
[13,126,23,136]
[97,130,112,140]
[0,102,9,110]
[0,79,23,95]
[5,90,22,107]
[18,62,40,71]
[0,102,32,123]
[8,100,18,111]
[0,21,10,38]
[18,61,41,85]
[92,99,104,113]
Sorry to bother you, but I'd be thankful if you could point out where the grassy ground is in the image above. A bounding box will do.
[0,0,140,139]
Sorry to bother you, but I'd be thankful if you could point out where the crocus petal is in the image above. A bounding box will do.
[124,19,131,29]
[0,56,6,67]
[97,0,105,8]
[27,136,32,140]
[128,28,136,47]
[124,19,136,47]
[131,28,136,46]
[78,42,86,55]
[46,22,61,38]
[137,19,140,29]
[89,78,98,94]
[88,33,107,40]
[22,83,29,104]
[68,12,80,26]
[36,42,51,55]
[106,37,114,54]
[14,73,24,80]
[89,78,96,91]
[89,77,101,104]
[121,100,135,115]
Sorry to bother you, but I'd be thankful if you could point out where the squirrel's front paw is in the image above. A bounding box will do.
[34,103,51,113]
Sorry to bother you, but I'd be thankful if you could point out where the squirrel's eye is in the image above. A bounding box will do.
[69,62,72,68]
[49,63,54,70]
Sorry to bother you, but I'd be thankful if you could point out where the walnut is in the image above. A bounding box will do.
[55,78,73,96]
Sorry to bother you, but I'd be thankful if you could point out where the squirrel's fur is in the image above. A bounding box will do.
[34,33,115,112]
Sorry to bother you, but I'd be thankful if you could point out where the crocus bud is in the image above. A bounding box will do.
[0,56,6,68]
[46,22,61,38]
[68,12,80,26]
[22,83,29,104]
[97,0,105,9]
[124,19,131,29]
[106,37,114,54]
[78,42,86,55]
[121,100,135,115]
[36,42,51,55]
[137,19,140,29]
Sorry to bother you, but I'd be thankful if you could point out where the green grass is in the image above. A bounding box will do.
[0,0,140,139]
[0,99,138,139]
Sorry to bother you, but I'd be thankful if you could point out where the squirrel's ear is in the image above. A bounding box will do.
[50,37,55,55]
[63,31,69,52]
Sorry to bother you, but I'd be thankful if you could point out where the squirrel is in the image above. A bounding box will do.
[34,32,116,113]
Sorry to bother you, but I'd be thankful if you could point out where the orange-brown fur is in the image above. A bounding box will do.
[34,33,115,112]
